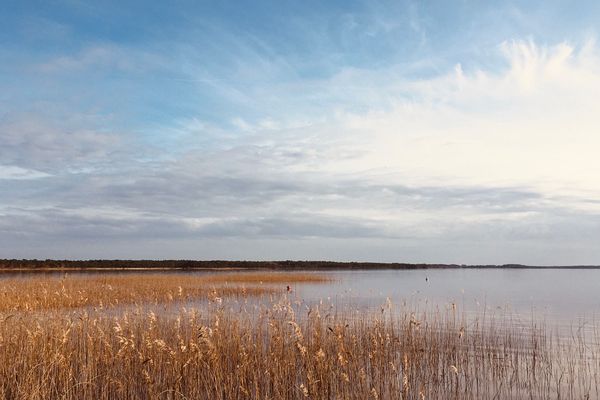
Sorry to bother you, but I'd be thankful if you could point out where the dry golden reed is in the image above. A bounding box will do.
[0,272,330,312]
[0,273,598,399]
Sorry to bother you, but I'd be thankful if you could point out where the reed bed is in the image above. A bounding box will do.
[0,274,599,399]
[0,272,329,312]
[201,272,333,284]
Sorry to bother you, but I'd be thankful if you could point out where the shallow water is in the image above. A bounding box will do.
[294,268,600,326]
[3,268,600,329]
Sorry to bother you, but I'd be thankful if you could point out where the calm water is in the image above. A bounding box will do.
[4,268,600,328]
[290,268,600,328]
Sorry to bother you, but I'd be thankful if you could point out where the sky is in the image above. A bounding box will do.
[1,0,600,264]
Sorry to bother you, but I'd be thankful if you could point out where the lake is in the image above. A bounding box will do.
[3,267,599,330]
[281,268,600,331]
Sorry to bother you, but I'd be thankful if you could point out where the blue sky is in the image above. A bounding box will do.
[2,1,600,263]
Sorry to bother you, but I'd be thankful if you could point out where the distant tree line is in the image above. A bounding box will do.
[0,259,594,270]
[0,259,459,270]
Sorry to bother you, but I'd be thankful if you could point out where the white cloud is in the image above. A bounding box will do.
[0,165,49,180]
[0,111,122,172]
[323,39,600,208]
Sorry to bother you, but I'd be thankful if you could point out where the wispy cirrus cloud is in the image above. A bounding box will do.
[2,0,600,263]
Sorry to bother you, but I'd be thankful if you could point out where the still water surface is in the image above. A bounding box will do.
[291,268,600,328]
[3,268,600,328]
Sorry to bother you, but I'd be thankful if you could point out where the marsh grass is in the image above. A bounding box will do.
[0,272,330,312]
[0,273,599,399]
[201,271,333,284]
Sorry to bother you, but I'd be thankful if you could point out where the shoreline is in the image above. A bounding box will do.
[1,259,600,271]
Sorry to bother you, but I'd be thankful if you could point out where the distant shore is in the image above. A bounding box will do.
[1,259,600,271]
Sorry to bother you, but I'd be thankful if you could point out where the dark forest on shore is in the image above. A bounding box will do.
[1,259,599,270]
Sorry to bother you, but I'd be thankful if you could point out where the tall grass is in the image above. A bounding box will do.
[0,272,330,312]
[0,273,598,399]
